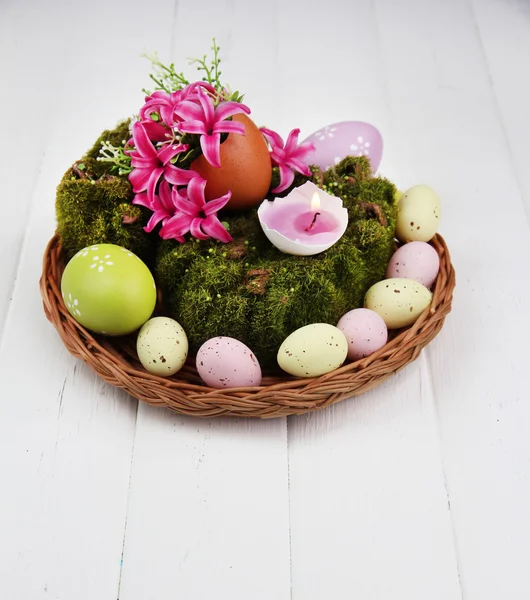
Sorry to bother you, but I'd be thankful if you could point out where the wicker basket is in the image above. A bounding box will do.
[40,233,455,418]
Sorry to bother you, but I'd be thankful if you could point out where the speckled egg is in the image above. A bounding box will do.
[364,278,432,329]
[191,114,272,211]
[278,323,348,378]
[196,336,262,388]
[61,244,156,335]
[137,317,188,377]
[396,184,441,242]
[386,241,440,288]
[337,309,388,361]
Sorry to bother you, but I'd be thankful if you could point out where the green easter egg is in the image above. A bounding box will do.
[61,243,156,335]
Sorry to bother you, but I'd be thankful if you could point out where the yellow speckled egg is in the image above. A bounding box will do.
[137,317,188,377]
[364,278,432,329]
[396,184,441,242]
[278,323,348,378]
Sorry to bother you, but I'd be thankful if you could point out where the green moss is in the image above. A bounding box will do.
[56,122,398,369]
[156,155,398,367]
[55,120,158,264]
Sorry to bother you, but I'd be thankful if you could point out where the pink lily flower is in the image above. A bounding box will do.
[127,121,197,202]
[140,83,217,129]
[160,177,232,243]
[175,89,251,168]
[132,180,184,241]
[140,89,183,128]
[260,127,316,193]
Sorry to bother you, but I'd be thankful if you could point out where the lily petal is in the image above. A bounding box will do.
[146,167,165,202]
[132,192,151,209]
[178,120,208,136]
[174,100,204,122]
[157,180,175,212]
[158,143,188,165]
[141,119,172,142]
[200,133,221,168]
[197,89,215,130]
[201,214,233,243]
[164,165,198,186]
[132,121,157,158]
[129,167,152,193]
[284,128,301,155]
[215,100,251,122]
[190,218,210,240]
[271,164,295,194]
[260,127,284,149]
[173,195,199,217]
[212,120,245,136]
[160,213,193,238]
[203,191,232,215]
[286,157,312,176]
[186,177,208,207]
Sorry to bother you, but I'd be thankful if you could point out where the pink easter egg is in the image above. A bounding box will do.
[302,121,383,172]
[337,308,388,361]
[386,241,440,288]
[196,336,262,388]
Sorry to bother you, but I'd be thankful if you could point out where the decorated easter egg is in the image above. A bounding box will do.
[61,244,156,335]
[364,278,432,329]
[196,336,262,388]
[191,114,272,211]
[337,308,388,361]
[137,317,188,377]
[396,184,441,242]
[386,241,440,288]
[301,121,383,172]
[278,324,348,378]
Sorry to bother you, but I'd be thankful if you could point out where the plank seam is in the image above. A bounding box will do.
[424,350,465,600]
[287,418,293,600]
[0,148,47,351]
[116,401,140,600]
[466,0,530,227]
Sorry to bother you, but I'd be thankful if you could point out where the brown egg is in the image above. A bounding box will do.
[191,114,272,211]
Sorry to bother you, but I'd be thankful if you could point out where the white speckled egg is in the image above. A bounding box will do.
[364,278,432,329]
[386,241,440,287]
[396,184,441,242]
[278,323,348,378]
[137,317,188,377]
[337,308,388,361]
[196,337,262,388]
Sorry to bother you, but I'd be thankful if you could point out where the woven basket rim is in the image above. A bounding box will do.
[40,233,455,418]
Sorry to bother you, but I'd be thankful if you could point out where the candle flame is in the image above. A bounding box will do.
[311,191,320,212]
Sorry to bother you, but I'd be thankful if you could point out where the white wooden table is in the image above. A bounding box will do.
[1,0,530,598]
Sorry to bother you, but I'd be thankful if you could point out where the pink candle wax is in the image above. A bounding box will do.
[265,203,341,244]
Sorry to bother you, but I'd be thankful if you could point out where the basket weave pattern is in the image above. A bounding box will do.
[40,233,455,418]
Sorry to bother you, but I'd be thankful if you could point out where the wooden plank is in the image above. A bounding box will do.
[116,4,291,599]
[0,3,68,333]
[285,1,462,598]
[118,406,291,600]
[289,363,462,599]
[375,0,530,598]
[0,1,175,598]
[471,0,530,213]
[470,0,530,217]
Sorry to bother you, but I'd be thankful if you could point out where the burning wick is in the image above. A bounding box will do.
[305,212,321,231]
[305,191,322,231]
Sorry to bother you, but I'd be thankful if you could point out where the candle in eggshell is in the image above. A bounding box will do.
[258,181,348,256]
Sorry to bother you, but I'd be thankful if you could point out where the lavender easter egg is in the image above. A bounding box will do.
[337,308,388,361]
[386,241,440,288]
[302,121,383,172]
[196,337,262,388]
